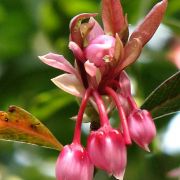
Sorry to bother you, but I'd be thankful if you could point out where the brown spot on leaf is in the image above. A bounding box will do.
[30,123,40,130]
[8,106,16,113]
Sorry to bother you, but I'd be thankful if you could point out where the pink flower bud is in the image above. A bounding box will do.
[87,125,126,179]
[84,35,115,67]
[56,143,94,180]
[127,110,156,151]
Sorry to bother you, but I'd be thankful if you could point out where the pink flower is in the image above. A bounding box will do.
[38,0,168,179]
[84,35,116,67]
[39,0,168,96]
[87,125,126,180]
[56,143,94,180]
[127,109,156,151]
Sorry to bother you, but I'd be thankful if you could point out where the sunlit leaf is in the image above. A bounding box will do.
[141,71,180,119]
[0,106,63,151]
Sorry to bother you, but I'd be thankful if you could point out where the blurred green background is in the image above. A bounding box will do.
[0,0,179,179]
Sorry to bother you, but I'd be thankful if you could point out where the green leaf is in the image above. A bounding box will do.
[141,71,180,119]
[29,90,74,120]
[0,106,63,151]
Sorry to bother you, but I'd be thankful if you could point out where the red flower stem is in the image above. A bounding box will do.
[92,90,110,127]
[105,87,132,145]
[73,88,92,144]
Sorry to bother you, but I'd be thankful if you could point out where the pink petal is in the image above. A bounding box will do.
[38,53,77,75]
[86,17,104,43]
[130,0,168,47]
[51,74,85,97]
[127,110,156,151]
[84,60,98,77]
[69,41,85,62]
[87,126,127,179]
[102,0,125,36]
[56,143,94,180]
[69,13,97,48]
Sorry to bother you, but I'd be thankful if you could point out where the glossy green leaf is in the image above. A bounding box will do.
[0,106,63,151]
[141,71,180,119]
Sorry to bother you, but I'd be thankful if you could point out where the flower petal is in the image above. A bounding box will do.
[56,143,94,180]
[130,0,168,47]
[102,0,125,36]
[51,74,85,97]
[69,41,85,62]
[69,13,97,48]
[38,53,77,75]
[84,60,98,77]
[86,17,104,43]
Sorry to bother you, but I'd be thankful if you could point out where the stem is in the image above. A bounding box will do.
[73,88,92,144]
[105,87,132,145]
[92,90,110,127]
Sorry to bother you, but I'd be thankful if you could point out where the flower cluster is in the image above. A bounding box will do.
[38,0,167,179]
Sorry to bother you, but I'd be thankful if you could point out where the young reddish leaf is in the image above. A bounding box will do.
[0,106,63,151]
[69,13,97,48]
[102,0,125,36]
[130,0,168,47]
[116,38,142,74]
[114,33,124,63]
[51,73,85,97]
[119,15,129,45]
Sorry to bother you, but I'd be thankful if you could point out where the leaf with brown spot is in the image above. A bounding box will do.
[0,106,63,151]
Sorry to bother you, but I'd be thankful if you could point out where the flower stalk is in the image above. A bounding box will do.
[105,87,131,145]
[73,88,92,144]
